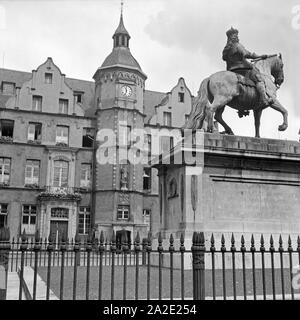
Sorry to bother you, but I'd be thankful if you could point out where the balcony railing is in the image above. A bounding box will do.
[37,186,82,201]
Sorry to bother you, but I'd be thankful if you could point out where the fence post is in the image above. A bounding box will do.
[142,238,147,265]
[192,231,205,300]
[0,227,10,300]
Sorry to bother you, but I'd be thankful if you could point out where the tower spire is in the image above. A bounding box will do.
[121,0,124,16]
[113,1,130,48]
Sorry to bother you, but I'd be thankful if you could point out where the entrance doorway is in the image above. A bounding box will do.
[116,230,131,250]
[49,221,68,242]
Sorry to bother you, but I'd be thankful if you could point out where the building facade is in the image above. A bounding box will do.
[0,13,194,242]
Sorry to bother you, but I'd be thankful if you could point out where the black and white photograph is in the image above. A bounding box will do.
[0,0,300,313]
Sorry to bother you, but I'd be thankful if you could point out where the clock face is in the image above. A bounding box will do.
[121,85,132,97]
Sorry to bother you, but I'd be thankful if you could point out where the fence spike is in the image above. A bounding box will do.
[251,234,255,245]
[199,232,205,245]
[180,233,184,245]
[279,234,283,246]
[35,229,40,243]
[135,232,140,244]
[231,233,235,245]
[260,234,264,246]
[288,235,293,252]
[192,232,197,244]
[169,233,174,245]
[147,231,152,245]
[270,234,274,246]
[297,236,300,250]
[99,230,104,244]
[210,233,215,245]
[158,232,162,245]
[220,234,226,251]
[21,228,27,242]
[111,230,116,244]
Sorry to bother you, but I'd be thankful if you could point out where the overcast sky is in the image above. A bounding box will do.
[0,0,300,140]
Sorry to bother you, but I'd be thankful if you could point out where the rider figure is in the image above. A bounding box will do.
[222,27,273,107]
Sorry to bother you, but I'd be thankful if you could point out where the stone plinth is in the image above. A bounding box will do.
[152,132,300,263]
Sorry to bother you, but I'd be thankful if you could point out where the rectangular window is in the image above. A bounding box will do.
[51,208,69,219]
[22,205,37,234]
[0,119,14,138]
[74,92,83,103]
[80,163,91,188]
[28,123,42,142]
[53,160,69,187]
[0,203,8,228]
[45,73,53,84]
[143,209,151,217]
[119,125,131,146]
[117,205,130,220]
[0,158,11,185]
[160,136,174,154]
[59,99,69,114]
[163,112,172,127]
[78,207,91,235]
[32,95,42,112]
[1,82,15,95]
[56,126,69,145]
[178,92,185,103]
[25,160,40,186]
[143,168,151,191]
[82,128,95,148]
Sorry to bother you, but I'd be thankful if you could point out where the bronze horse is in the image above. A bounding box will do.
[185,54,286,138]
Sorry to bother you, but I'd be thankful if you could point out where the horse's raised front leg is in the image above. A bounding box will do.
[269,99,288,131]
[253,108,262,138]
[214,106,234,135]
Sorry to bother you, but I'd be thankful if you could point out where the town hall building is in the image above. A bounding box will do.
[0,13,194,242]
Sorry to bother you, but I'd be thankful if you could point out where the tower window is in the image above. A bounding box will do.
[45,73,53,84]
[80,163,92,189]
[178,92,185,103]
[117,205,130,220]
[32,95,42,112]
[82,128,95,148]
[143,168,151,191]
[0,119,14,138]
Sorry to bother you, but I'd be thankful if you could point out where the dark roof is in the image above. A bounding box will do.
[0,68,96,117]
[144,90,166,123]
[0,67,163,120]
[100,47,143,73]
[113,14,130,38]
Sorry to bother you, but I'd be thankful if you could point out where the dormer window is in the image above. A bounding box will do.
[1,82,15,95]
[74,92,83,104]
[45,73,53,84]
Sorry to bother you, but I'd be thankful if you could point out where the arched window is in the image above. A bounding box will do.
[53,160,69,187]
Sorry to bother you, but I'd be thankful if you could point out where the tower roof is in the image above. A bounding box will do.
[96,11,147,79]
[113,14,130,38]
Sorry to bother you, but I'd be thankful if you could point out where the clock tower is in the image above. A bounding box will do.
[93,11,148,242]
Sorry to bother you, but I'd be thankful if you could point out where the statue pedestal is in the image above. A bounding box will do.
[152,132,300,269]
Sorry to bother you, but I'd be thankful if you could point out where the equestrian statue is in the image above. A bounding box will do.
[185,27,287,138]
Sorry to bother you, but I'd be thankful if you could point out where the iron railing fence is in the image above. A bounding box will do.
[1,228,300,300]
